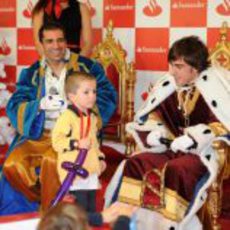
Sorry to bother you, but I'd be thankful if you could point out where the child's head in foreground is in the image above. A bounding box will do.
[37,202,90,230]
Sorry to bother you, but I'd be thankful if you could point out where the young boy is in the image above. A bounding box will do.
[52,71,106,212]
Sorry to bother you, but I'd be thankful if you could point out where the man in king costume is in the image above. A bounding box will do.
[0,22,117,215]
[106,36,230,229]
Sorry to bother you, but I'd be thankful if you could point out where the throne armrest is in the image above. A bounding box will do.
[212,139,230,180]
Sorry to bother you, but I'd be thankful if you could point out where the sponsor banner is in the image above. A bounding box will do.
[207,0,230,27]
[104,0,135,27]
[0,0,16,27]
[169,28,207,46]
[111,28,135,63]
[135,0,170,28]
[0,28,17,65]
[171,0,207,27]
[207,28,223,48]
[17,28,38,66]
[92,28,102,47]
[135,28,169,71]
[17,0,36,28]
[0,65,16,85]
[90,0,103,28]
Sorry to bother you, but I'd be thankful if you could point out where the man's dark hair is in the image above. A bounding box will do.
[168,36,210,72]
[38,21,66,43]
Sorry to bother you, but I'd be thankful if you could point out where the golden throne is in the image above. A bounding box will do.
[200,21,230,230]
[92,20,136,154]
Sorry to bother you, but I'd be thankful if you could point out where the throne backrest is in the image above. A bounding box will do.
[92,20,136,148]
[209,21,230,70]
[209,21,230,180]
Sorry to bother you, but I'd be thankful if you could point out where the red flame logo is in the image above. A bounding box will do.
[143,0,162,17]
[0,38,11,56]
[216,0,230,16]
[23,0,33,18]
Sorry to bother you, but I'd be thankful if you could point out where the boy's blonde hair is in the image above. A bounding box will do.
[65,71,96,95]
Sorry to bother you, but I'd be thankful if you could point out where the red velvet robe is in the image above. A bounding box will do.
[123,91,218,212]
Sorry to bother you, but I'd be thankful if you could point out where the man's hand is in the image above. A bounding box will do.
[171,124,215,154]
[146,125,170,153]
[40,94,66,111]
[170,134,195,153]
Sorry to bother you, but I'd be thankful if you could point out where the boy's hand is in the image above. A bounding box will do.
[78,138,91,149]
[102,201,138,223]
[62,194,75,203]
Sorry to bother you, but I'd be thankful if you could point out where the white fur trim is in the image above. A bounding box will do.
[178,135,228,229]
[196,67,230,131]
[121,67,230,228]
[134,208,202,230]
[135,73,177,123]
[135,67,230,133]
[171,135,194,153]
[104,160,127,208]
[184,124,215,153]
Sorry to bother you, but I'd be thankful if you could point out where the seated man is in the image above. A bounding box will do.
[0,22,117,215]
[107,36,230,229]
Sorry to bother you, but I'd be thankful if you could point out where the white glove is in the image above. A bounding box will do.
[126,120,172,153]
[171,124,215,154]
[171,135,195,153]
[146,123,170,153]
[40,94,66,111]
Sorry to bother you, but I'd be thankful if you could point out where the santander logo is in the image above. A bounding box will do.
[0,38,11,56]
[216,0,230,16]
[172,1,205,9]
[143,0,162,17]
[23,0,33,18]
[136,46,166,54]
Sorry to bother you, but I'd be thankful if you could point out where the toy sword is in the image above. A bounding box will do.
[51,148,89,207]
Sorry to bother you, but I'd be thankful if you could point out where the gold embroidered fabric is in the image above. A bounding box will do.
[209,122,229,136]
[177,86,200,126]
